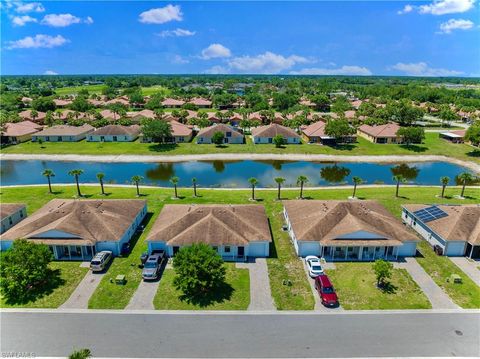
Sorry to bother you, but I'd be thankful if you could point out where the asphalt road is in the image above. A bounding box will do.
[1,310,479,358]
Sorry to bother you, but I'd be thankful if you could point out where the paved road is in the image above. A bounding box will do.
[1,310,479,358]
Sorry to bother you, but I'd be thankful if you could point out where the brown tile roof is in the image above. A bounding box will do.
[189,98,212,106]
[2,199,147,246]
[147,204,271,246]
[88,99,105,107]
[127,109,156,119]
[53,99,72,107]
[1,121,42,137]
[403,204,480,245]
[19,110,46,121]
[170,120,193,137]
[100,109,120,120]
[162,98,185,107]
[197,124,243,138]
[302,120,328,138]
[344,110,356,119]
[284,200,418,247]
[105,98,130,106]
[0,203,25,220]
[358,123,401,138]
[92,125,141,136]
[252,123,300,138]
[35,124,94,137]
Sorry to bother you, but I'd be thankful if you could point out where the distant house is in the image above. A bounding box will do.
[162,98,185,108]
[283,200,419,260]
[0,199,147,260]
[439,130,466,144]
[21,97,32,105]
[140,120,193,143]
[127,109,156,122]
[19,110,46,124]
[147,204,271,260]
[99,109,120,122]
[87,125,141,142]
[196,124,244,144]
[299,98,316,108]
[252,123,301,144]
[105,97,130,106]
[357,123,402,144]
[1,121,42,144]
[53,99,72,107]
[301,120,335,145]
[402,204,480,258]
[32,124,94,142]
[88,98,106,107]
[188,97,212,108]
[1,204,27,234]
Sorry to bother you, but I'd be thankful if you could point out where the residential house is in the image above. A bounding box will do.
[146,204,271,260]
[439,130,466,144]
[87,125,141,142]
[1,199,147,260]
[162,98,185,108]
[140,120,193,143]
[53,99,72,108]
[189,97,212,108]
[105,97,130,106]
[301,120,336,145]
[402,204,480,258]
[32,124,94,142]
[252,123,301,144]
[1,121,42,144]
[283,200,419,260]
[299,98,316,108]
[127,109,156,122]
[100,109,121,122]
[88,98,106,107]
[196,124,244,144]
[357,123,403,144]
[19,110,46,124]
[1,204,27,234]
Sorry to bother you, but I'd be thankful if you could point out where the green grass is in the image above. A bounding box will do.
[153,264,250,310]
[1,185,478,310]
[0,262,88,308]
[3,133,479,164]
[326,263,431,310]
[416,241,480,309]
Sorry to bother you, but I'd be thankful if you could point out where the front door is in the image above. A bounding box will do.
[173,246,180,255]
[238,246,244,257]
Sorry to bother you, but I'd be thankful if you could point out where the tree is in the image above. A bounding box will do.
[325,119,355,143]
[458,172,474,198]
[330,96,352,114]
[386,100,424,126]
[141,118,172,143]
[465,124,480,146]
[248,177,258,200]
[0,240,53,303]
[42,169,55,193]
[397,127,425,145]
[69,349,92,359]
[373,259,393,288]
[274,177,285,200]
[440,176,449,198]
[192,177,198,197]
[392,174,406,197]
[311,94,330,112]
[68,169,84,197]
[352,176,363,198]
[438,105,459,125]
[31,97,56,112]
[172,244,226,299]
[170,176,179,198]
[297,175,308,199]
[273,134,285,148]
[96,172,105,195]
[212,131,225,146]
[131,175,143,196]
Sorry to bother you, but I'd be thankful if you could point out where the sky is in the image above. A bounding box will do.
[1,0,479,76]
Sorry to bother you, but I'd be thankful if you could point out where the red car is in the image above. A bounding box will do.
[314,274,339,307]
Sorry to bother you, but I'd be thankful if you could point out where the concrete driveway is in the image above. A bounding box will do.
[126,279,160,310]
[449,257,480,286]
[302,259,342,311]
[236,258,275,310]
[60,264,104,309]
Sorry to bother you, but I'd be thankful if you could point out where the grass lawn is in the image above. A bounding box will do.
[1,185,478,310]
[153,264,249,310]
[3,133,479,164]
[326,263,431,310]
[416,241,480,309]
[55,84,107,96]
[0,262,88,308]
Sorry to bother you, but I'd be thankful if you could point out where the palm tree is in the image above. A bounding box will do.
[352,176,363,198]
[97,172,105,195]
[68,169,84,197]
[42,169,55,193]
[274,177,285,200]
[458,172,474,198]
[392,175,406,198]
[248,177,258,200]
[131,175,143,197]
[296,175,308,199]
[192,177,198,197]
[440,176,450,198]
[170,176,179,198]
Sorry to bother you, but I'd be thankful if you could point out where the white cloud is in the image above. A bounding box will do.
[227,52,309,74]
[290,65,373,76]
[204,65,230,74]
[438,18,474,33]
[398,4,414,15]
[390,62,463,76]
[171,55,189,64]
[15,2,45,13]
[400,0,476,15]
[44,70,58,75]
[201,43,232,59]
[157,28,195,38]
[7,34,69,49]
[85,16,94,25]
[11,15,37,26]
[41,14,81,27]
[139,4,183,24]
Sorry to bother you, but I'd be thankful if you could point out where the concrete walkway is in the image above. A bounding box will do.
[126,280,160,310]
[449,257,480,287]
[236,258,275,311]
[395,258,459,309]
[60,265,104,309]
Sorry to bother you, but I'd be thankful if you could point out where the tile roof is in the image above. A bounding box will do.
[358,123,401,138]
[92,125,141,136]
[35,124,94,136]
[302,120,328,138]
[252,123,300,138]
[1,121,42,137]
[197,124,243,138]
[0,203,25,220]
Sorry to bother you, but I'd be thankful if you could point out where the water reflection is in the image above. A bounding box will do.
[145,163,175,182]
[390,164,420,181]
[320,165,351,184]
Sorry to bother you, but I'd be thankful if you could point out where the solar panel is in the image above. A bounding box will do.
[413,205,448,223]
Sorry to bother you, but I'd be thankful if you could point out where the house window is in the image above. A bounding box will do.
[46,136,50,141]
[224,246,231,253]
[57,136,62,142]
[268,138,272,143]
[113,136,117,141]
[20,211,24,218]
[226,132,232,137]
[212,246,218,252]
[9,217,13,225]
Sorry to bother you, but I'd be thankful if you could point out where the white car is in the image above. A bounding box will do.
[305,255,324,277]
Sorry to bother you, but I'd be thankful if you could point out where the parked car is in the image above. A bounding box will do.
[142,252,166,280]
[314,274,338,307]
[305,255,324,277]
[90,251,113,272]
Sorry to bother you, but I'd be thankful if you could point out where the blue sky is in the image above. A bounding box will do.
[1,0,479,76]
